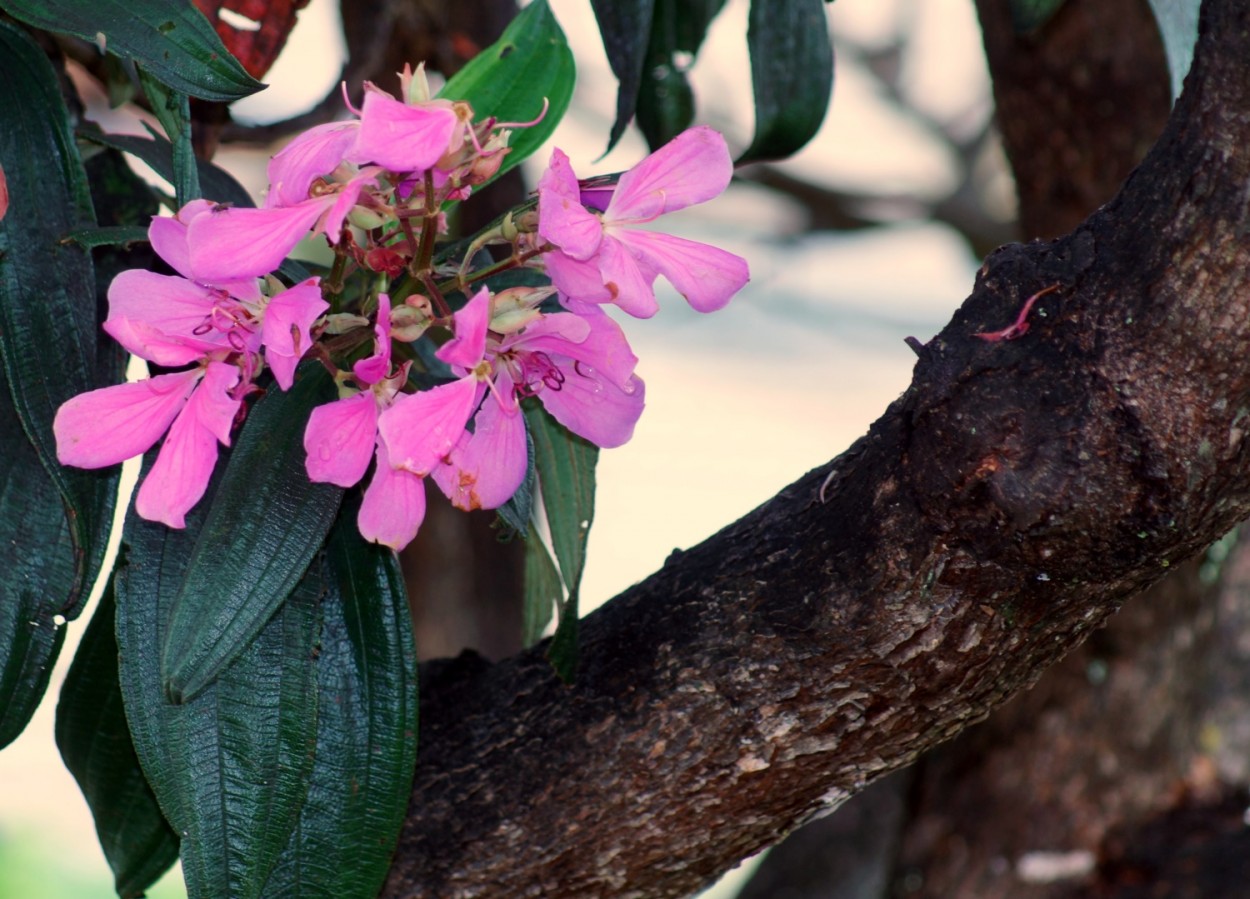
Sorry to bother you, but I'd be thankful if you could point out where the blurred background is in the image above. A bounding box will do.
[0,0,1005,895]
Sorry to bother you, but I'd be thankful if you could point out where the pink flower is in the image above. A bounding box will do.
[180,81,461,285]
[261,279,329,390]
[184,175,378,282]
[494,305,645,449]
[302,295,428,549]
[537,126,750,318]
[376,288,493,480]
[429,370,529,511]
[414,290,646,512]
[54,362,242,528]
[348,88,460,173]
[54,209,327,528]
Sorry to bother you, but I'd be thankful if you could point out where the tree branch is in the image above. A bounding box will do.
[382,2,1250,896]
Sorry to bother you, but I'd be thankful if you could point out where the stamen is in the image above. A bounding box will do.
[341,81,361,116]
[496,97,549,130]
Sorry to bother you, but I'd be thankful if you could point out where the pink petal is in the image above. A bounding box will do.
[192,360,245,445]
[352,293,392,385]
[358,439,427,550]
[105,270,232,366]
[537,148,603,260]
[607,126,734,223]
[263,277,328,390]
[431,387,527,511]
[377,377,480,476]
[435,287,490,371]
[543,249,614,305]
[150,202,263,301]
[148,200,208,279]
[611,228,749,313]
[304,392,379,487]
[539,369,645,449]
[54,368,202,468]
[187,199,331,281]
[348,91,458,173]
[514,308,639,392]
[133,362,241,528]
[266,121,360,208]
[595,236,661,318]
[320,168,379,244]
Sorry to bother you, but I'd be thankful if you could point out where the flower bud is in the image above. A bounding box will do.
[391,297,433,341]
[348,206,387,230]
[323,312,370,334]
[490,285,554,334]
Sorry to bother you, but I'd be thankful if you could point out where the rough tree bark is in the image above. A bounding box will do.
[735,3,1195,896]
[381,1,1250,896]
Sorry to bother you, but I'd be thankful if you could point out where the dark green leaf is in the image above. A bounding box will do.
[264,507,418,898]
[137,67,201,207]
[81,147,157,389]
[0,360,74,748]
[0,0,263,101]
[590,0,655,153]
[161,364,343,703]
[1009,0,1068,31]
[739,0,834,164]
[0,20,117,618]
[591,0,727,153]
[522,401,598,680]
[673,0,729,55]
[522,532,561,647]
[63,225,151,251]
[82,129,255,209]
[55,582,179,897]
[636,0,692,150]
[439,0,574,180]
[117,478,321,899]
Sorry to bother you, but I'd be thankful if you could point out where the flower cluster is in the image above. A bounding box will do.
[53,67,749,550]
